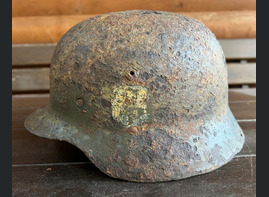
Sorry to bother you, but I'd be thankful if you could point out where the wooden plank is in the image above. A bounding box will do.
[12,128,89,165]
[13,108,39,129]
[11,63,256,92]
[12,94,49,109]
[239,122,256,156]
[12,11,256,44]
[12,0,256,17]
[12,44,55,65]
[12,121,255,165]
[219,39,256,59]
[229,102,256,120]
[12,39,256,66]
[228,63,256,85]
[12,68,50,92]
[12,157,256,196]
[229,88,256,98]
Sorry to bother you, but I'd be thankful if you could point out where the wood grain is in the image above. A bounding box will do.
[12,157,256,197]
[12,0,256,17]
[228,63,256,85]
[12,44,55,66]
[12,68,50,92]
[229,102,256,120]
[12,128,89,165]
[219,39,256,59]
[12,11,256,44]
[12,94,49,109]
[12,39,257,66]
[229,88,256,98]
[238,122,256,156]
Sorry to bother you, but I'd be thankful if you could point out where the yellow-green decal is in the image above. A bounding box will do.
[112,86,148,127]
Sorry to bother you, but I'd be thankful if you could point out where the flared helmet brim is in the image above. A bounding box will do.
[25,105,244,182]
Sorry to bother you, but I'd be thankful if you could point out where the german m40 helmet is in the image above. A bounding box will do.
[25,10,245,182]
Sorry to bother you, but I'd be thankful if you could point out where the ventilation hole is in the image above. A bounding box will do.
[76,98,84,107]
[130,71,135,76]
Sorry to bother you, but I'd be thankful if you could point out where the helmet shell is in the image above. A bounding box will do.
[25,10,244,182]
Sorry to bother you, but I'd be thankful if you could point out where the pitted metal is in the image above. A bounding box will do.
[25,10,244,182]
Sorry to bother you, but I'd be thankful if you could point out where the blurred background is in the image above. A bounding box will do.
[12,0,256,93]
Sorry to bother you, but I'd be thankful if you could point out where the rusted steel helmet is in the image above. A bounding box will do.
[25,10,244,182]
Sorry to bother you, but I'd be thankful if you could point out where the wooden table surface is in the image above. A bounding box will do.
[12,89,256,197]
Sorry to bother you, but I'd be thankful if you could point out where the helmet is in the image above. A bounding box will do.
[25,10,244,182]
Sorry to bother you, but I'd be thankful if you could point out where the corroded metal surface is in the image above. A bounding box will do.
[25,10,244,182]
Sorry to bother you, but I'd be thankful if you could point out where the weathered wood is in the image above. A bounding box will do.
[12,157,256,197]
[12,121,255,165]
[238,122,256,156]
[229,88,256,98]
[13,108,39,129]
[219,39,256,59]
[12,63,256,92]
[12,128,89,165]
[12,68,50,92]
[230,101,256,120]
[12,44,55,66]
[12,94,49,109]
[12,0,256,17]
[12,11,256,44]
[12,39,257,66]
[228,63,256,85]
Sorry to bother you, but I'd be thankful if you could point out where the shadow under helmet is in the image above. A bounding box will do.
[25,10,245,182]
